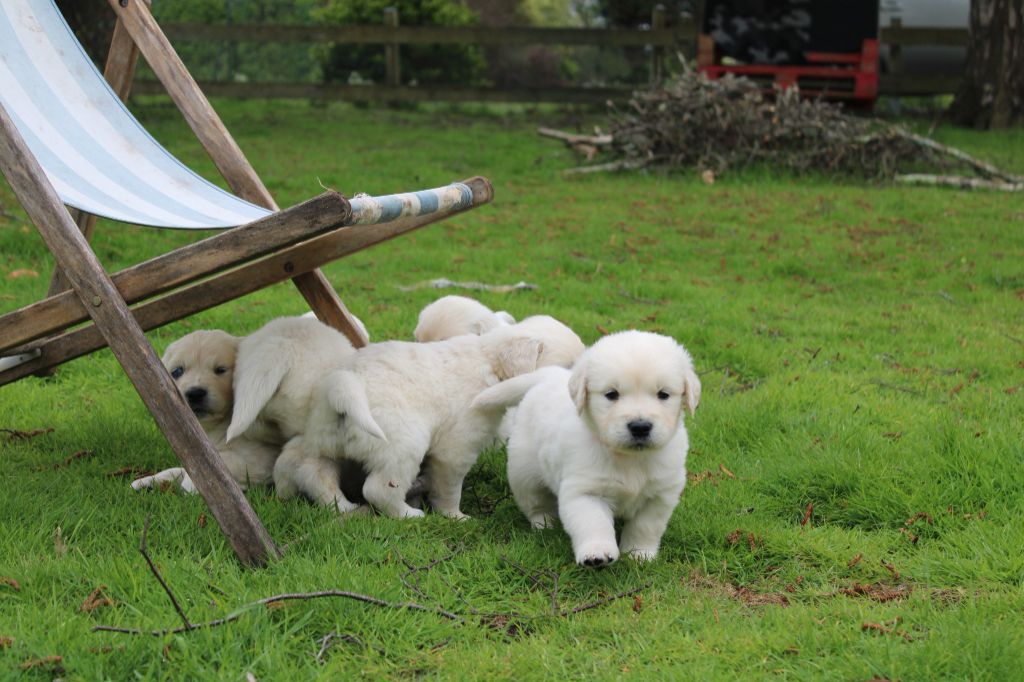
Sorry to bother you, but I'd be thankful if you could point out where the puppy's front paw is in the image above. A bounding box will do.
[399,506,426,519]
[575,541,620,568]
[623,546,658,562]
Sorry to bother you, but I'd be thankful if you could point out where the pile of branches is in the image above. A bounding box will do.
[540,64,1023,190]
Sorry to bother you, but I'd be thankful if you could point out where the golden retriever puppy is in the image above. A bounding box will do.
[279,316,585,519]
[226,316,358,444]
[131,330,278,494]
[221,315,360,510]
[414,295,515,342]
[473,331,701,567]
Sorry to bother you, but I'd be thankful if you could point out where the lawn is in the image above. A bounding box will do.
[1,98,1023,680]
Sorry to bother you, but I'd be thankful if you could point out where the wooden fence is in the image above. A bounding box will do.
[136,11,966,104]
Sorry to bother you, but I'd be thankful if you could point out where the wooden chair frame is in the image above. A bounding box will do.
[0,0,493,566]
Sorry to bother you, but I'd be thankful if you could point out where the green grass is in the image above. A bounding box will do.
[1,99,1023,680]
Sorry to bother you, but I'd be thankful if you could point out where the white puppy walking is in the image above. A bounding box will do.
[290,316,585,519]
[474,331,701,566]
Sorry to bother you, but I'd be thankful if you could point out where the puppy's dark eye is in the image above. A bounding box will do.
[214,366,229,375]
[170,367,184,379]
[657,390,670,401]
[604,390,619,402]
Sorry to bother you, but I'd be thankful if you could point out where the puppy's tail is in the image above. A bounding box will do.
[226,356,290,442]
[471,366,561,411]
[323,370,387,441]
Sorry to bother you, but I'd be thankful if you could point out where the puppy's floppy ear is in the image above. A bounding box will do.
[567,356,589,414]
[495,337,543,380]
[681,363,701,416]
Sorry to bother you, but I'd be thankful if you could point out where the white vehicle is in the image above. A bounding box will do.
[879,0,969,75]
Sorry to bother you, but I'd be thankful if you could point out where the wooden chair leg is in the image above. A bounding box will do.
[0,102,279,567]
[108,0,371,347]
[293,270,369,347]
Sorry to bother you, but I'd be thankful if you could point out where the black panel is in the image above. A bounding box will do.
[703,0,879,64]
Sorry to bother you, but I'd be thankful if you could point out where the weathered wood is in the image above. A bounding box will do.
[110,0,370,343]
[0,193,351,355]
[383,7,401,89]
[896,173,1024,191]
[160,22,696,47]
[537,127,613,146]
[0,176,493,384]
[0,100,279,567]
[292,269,370,347]
[133,80,634,104]
[894,129,1024,183]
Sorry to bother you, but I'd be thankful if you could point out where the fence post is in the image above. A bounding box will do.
[887,17,903,75]
[384,7,401,90]
[650,4,666,86]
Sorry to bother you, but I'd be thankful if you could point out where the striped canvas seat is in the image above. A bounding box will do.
[0,0,474,229]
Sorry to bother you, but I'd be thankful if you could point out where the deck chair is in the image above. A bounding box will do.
[0,0,493,566]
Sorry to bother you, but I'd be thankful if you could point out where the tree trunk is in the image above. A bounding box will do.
[948,0,1024,129]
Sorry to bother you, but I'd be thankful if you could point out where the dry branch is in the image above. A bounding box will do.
[537,127,612,147]
[895,174,1023,191]
[540,61,1021,186]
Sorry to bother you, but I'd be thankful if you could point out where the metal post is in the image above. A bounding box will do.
[651,4,667,86]
[384,7,401,89]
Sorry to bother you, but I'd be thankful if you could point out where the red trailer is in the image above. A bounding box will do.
[697,1,880,106]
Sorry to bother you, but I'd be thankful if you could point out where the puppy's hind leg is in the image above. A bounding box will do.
[362,449,426,519]
[424,451,476,520]
[274,437,360,514]
[507,446,556,528]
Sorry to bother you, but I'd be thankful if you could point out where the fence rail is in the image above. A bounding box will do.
[147,14,966,103]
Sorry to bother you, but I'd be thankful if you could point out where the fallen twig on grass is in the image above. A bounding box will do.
[315,631,381,664]
[139,514,192,630]
[499,556,650,617]
[93,589,464,636]
[397,278,537,293]
[893,131,1024,184]
[2,427,54,442]
[895,174,1023,192]
[563,584,652,615]
[537,127,612,147]
[94,518,464,637]
[562,159,651,176]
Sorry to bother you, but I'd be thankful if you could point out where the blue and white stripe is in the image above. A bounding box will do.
[0,0,273,228]
[0,1,477,230]
[347,184,473,225]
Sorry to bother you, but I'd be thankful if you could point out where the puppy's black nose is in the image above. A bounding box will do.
[184,387,207,405]
[628,419,653,440]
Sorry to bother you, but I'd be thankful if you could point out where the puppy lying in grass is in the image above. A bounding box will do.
[473,331,700,567]
[131,330,278,493]
[278,315,585,518]
[134,315,363,496]
[414,295,515,342]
